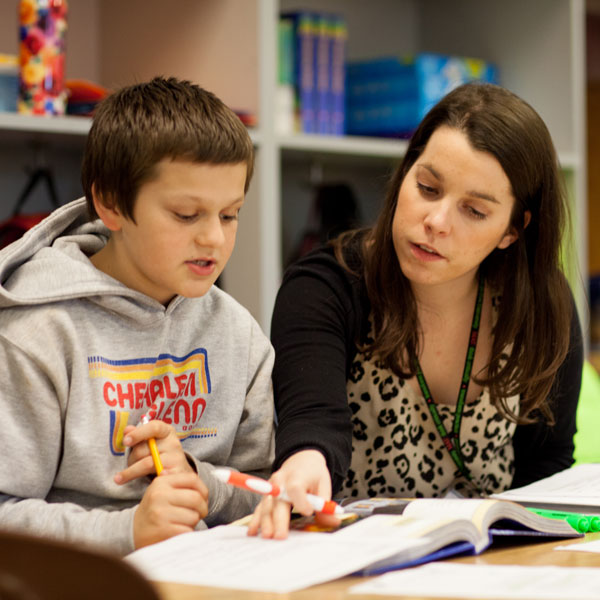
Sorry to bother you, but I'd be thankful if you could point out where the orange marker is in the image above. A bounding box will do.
[212,468,344,516]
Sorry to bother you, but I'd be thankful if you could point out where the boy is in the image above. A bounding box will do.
[0,77,274,554]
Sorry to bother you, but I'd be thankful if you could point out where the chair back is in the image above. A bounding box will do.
[0,530,161,600]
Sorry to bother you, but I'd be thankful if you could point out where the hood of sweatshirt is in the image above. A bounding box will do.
[0,197,184,322]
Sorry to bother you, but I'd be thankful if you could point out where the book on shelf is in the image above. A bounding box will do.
[491,463,600,514]
[127,496,580,593]
[327,14,347,136]
[345,52,498,138]
[315,13,330,135]
[276,17,295,135]
[279,11,346,136]
[281,11,316,134]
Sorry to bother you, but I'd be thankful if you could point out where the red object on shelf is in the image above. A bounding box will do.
[0,212,48,248]
[234,110,257,127]
[65,79,110,103]
[65,79,110,116]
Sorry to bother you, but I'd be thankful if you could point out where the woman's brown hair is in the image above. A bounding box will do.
[334,82,573,424]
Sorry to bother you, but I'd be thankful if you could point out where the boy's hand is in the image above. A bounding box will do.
[114,421,194,484]
[133,472,209,549]
[247,450,339,539]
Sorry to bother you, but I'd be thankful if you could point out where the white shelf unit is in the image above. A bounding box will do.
[0,0,587,335]
[0,113,91,136]
[233,0,588,333]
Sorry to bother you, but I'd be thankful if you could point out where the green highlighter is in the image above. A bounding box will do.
[527,508,600,533]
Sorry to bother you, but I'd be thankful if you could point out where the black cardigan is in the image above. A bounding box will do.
[271,245,583,495]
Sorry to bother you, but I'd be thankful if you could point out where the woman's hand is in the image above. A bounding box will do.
[247,449,339,539]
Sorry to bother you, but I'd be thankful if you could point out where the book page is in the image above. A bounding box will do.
[126,523,428,593]
[350,563,600,599]
[341,497,576,539]
[492,464,600,508]
[403,498,494,534]
[333,513,476,544]
[332,514,483,571]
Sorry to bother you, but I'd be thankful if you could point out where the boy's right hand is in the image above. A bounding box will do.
[116,421,194,483]
[247,449,338,539]
[133,472,209,549]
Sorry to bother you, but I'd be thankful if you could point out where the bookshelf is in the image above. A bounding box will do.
[246,0,588,332]
[0,0,588,334]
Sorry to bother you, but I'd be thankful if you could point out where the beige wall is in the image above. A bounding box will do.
[0,0,257,114]
[0,0,100,82]
[97,0,258,114]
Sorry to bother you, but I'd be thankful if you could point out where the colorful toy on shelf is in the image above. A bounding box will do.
[18,0,68,116]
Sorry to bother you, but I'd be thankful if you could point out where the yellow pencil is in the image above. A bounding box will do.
[141,415,163,475]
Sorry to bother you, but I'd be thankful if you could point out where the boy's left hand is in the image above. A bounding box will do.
[114,420,194,484]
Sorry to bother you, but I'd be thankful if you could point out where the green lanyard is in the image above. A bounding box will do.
[415,275,485,482]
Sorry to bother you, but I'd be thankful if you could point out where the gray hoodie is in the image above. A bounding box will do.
[0,198,275,554]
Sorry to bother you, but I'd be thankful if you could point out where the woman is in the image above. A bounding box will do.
[250,83,583,538]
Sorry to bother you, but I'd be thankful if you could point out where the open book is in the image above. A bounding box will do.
[491,464,600,514]
[127,497,580,592]
[335,497,581,575]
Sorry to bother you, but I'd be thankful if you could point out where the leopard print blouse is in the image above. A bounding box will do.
[344,347,519,499]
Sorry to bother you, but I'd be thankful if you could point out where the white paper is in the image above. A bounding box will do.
[350,563,600,599]
[555,539,600,553]
[491,464,600,507]
[126,523,428,593]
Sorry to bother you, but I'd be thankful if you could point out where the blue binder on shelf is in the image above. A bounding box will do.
[281,11,317,134]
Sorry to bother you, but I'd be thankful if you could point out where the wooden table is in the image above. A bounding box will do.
[154,532,600,600]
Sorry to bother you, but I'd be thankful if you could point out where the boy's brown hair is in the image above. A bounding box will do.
[81,76,254,221]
